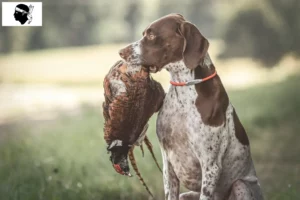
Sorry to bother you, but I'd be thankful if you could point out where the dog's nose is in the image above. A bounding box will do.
[119,46,132,61]
[119,49,125,59]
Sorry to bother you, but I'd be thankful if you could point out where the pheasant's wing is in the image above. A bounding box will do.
[103,61,131,144]
[103,82,131,143]
[103,64,146,144]
[148,77,165,113]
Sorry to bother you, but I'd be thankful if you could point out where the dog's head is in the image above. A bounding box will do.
[119,13,209,72]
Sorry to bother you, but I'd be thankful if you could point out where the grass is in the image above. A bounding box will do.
[0,106,164,200]
[0,76,300,199]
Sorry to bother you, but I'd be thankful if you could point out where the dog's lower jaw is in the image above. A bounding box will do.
[149,66,158,73]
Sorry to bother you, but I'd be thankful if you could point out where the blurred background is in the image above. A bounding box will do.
[0,0,299,199]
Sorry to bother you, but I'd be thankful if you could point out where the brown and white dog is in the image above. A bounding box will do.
[119,14,264,200]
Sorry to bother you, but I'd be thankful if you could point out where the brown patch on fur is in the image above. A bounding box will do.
[194,64,229,127]
[233,109,249,145]
[178,21,209,70]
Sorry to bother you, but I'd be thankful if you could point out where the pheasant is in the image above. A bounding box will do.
[103,60,165,196]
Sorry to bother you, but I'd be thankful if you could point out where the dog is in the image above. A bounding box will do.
[119,14,264,200]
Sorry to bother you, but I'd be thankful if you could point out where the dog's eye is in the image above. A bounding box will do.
[148,34,155,40]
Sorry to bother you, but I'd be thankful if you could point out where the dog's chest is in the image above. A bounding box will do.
[157,85,204,190]
[157,61,211,150]
[157,62,204,145]
[160,82,223,188]
[157,61,229,190]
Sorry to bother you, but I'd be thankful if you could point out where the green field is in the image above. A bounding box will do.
[0,74,299,200]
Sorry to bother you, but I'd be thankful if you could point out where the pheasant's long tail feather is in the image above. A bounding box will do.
[144,136,162,173]
[128,147,154,197]
[140,144,144,157]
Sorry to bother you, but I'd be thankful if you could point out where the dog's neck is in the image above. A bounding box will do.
[165,60,193,82]
[164,54,229,126]
[165,53,216,88]
[194,54,218,97]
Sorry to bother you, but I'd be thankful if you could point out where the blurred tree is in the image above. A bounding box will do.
[187,0,216,38]
[158,0,216,38]
[124,2,141,42]
[0,0,106,53]
[0,28,10,53]
[219,0,300,67]
[0,0,218,53]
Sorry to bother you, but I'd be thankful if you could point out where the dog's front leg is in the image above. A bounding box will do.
[161,149,180,200]
[199,160,221,200]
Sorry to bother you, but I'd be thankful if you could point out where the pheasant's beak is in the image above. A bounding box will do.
[124,172,132,177]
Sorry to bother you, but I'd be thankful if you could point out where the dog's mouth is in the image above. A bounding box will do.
[142,65,160,73]
[120,52,161,73]
[149,66,158,73]
[123,60,159,73]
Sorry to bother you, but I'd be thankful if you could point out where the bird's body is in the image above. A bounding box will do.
[103,60,164,146]
[102,60,165,196]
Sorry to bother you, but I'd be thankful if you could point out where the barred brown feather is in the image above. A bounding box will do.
[144,136,162,173]
[128,147,154,198]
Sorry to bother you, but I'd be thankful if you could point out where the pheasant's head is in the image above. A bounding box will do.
[107,141,132,177]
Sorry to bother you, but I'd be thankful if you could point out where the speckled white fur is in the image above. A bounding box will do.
[156,55,263,200]
[129,39,143,66]
[133,40,141,56]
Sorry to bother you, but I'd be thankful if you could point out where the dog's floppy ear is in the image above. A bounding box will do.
[178,22,209,69]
